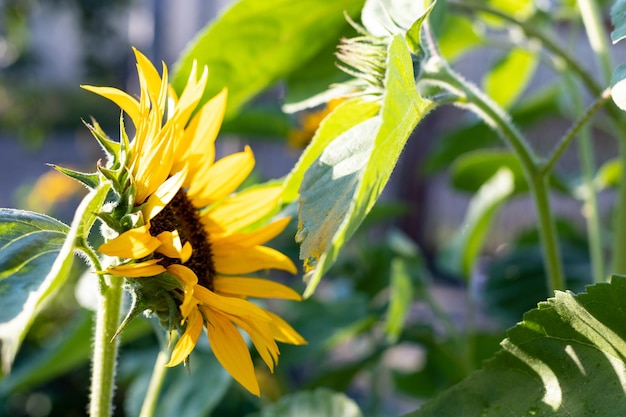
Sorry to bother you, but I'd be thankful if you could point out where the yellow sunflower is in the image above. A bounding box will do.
[82,48,305,396]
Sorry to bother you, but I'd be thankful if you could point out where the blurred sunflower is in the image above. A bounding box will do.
[81,48,305,396]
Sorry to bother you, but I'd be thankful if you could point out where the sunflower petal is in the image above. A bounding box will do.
[80,86,140,125]
[211,217,291,249]
[213,245,297,275]
[167,307,204,367]
[266,311,307,345]
[202,186,283,236]
[203,308,260,396]
[98,225,161,259]
[230,315,279,372]
[193,286,270,323]
[105,259,165,278]
[142,168,187,220]
[188,146,255,207]
[214,277,301,300]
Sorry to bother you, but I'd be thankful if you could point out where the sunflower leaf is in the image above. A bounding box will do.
[283,98,381,203]
[403,276,626,417]
[297,35,433,297]
[171,0,365,119]
[0,182,110,373]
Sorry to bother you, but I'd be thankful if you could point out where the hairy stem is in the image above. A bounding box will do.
[89,275,123,417]
[421,57,566,293]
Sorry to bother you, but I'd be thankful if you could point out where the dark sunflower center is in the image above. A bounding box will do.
[149,190,215,291]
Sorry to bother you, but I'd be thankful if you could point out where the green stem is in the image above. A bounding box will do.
[448,0,604,97]
[421,58,566,293]
[578,123,606,282]
[540,89,612,176]
[139,349,170,417]
[89,274,124,417]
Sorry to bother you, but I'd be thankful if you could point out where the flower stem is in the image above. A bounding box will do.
[540,89,612,176]
[89,274,123,417]
[421,57,566,293]
[139,349,170,417]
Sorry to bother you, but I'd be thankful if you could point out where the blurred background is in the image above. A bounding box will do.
[0,1,619,416]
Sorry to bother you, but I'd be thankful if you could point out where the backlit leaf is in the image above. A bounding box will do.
[483,48,538,109]
[404,276,626,416]
[297,35,434,297]
[172,0,365,119]
[0,182,110,373]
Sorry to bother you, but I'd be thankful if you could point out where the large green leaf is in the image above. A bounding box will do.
[172,0,364,119]
[404,276,626,416]
[250,388,362,417]
[0,183,110,373]
[297,35,434,297]
[283,98,381,203]
[439,168,515,279]
[483,47,539,109]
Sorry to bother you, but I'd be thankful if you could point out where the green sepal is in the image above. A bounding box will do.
[50,164,100,189]
[83,118,121,169]
[96,212,124,235]
[405,1,436,55]
[121,272,184,334]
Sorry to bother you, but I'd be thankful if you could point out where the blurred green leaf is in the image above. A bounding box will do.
[123,344,231,417]
[385,257,414,342]
[437,14,483,62]
[440,168,515,279]
[611,0,626,44]
[250,388,362,417]
[283,98,381,203]
[450,149,568,195]
[404,276,626,416]
[483,48,538,109]
[595,157,621,190]
[172,0,365,119]
[0,183,109,374]
[297,35,433,297]
[484,243,590,327]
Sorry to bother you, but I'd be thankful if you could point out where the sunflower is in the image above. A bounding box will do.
[81,48,305,396]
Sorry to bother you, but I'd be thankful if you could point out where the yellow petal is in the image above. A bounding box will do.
[203,307,260,396]
[105,259,165,278]
[188,146,255,207]
[202,186,283,236]
[171,62,208,128]
[174,88,227,177]
[167,307,204,367]
[80,85,140,125]
[211,217,291,249]
[266,311,307,346]
[98,225,161,259]
[229,315,279,372]
[133,47,165,108]
[214,277,301,301]
[193,285,270,323]
[156,230,192,262]
[167,264,198,286]
[213,245,297,275]
[142,168,187,220]
[132,124,175,203]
